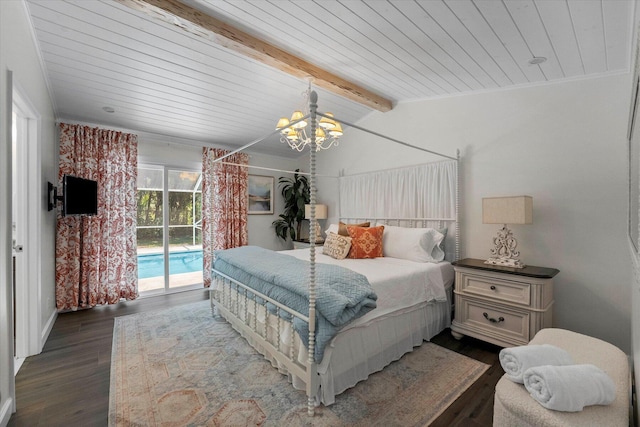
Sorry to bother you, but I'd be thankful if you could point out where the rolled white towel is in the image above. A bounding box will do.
[499,344,573,384]
[523,364,616,412]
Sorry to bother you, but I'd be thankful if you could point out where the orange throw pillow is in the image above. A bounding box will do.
[346,225,384,259]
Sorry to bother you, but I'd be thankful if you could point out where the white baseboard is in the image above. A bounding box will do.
[0,397,14,427]
[40,308,57,353]
[13,357,25,376]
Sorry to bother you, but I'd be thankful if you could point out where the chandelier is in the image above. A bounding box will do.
[275,87,343,152]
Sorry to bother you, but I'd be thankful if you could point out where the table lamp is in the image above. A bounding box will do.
[304,204,328,243]
[482,196,532,268]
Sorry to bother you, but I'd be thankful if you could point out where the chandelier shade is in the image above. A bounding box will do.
[329,121,343,136]
[319,112,337,130]
[290,110,307,128]
[276,117,290,130]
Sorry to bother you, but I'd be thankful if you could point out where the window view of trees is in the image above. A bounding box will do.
[138,190,163,227]
[168,190,202,245]
[137,167,202,248]
[137,190,163,247]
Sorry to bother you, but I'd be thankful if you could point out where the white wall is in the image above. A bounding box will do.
[138,137,203,170]
[1,0,57,423]
[138,137,299,251]
[317,74,632,353]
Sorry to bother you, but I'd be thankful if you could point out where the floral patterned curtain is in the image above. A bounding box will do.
[202,148,249,287]
[55,123,138,311]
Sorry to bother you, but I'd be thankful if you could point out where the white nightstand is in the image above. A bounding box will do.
[292,240,324,250]
[450,258,559,348]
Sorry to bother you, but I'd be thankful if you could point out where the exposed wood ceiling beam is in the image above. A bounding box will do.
[115,0,393,112]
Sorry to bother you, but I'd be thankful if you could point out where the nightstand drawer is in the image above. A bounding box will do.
[458,272,531,306]
[456,298,530,344]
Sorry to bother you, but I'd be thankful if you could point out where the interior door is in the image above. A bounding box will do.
[11,108,27,369]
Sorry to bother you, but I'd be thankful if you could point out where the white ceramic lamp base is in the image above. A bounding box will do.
[486,224,526,268]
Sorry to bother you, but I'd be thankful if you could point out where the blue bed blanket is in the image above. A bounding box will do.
[213,246,377,362]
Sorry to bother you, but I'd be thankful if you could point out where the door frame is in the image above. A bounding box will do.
[12,81,42,359]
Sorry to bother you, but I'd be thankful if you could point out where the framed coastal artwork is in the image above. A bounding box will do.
[248,175,274,214]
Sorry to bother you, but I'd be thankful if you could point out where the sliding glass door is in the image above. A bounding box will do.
[137,165,203,293]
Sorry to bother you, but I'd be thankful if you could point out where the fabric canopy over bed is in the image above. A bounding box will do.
[209,90,460,416]
[339,159,458,261]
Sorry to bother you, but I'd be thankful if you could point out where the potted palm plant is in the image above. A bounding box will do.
[272,170,310,242]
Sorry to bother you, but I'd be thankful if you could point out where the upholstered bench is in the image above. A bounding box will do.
[493,328,630,426]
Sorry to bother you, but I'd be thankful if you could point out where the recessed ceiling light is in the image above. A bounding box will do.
[528,57,547,65]
[103,106,115,113]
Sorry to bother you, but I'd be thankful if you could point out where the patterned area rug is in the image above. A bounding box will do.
[109,300,488,426]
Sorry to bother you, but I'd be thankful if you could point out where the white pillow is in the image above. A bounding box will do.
[325,223,339,235]
[379,224,445,263]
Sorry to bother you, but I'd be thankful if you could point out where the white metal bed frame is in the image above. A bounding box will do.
[209,90,460,416]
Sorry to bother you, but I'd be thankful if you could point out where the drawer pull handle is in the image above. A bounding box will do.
[483,312,505,323]
[490,285,496,291]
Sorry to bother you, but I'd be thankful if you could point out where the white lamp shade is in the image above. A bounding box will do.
[482,196,532,225]
[304,204,328,220]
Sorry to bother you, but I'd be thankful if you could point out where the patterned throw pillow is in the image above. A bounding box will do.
[338,221,370,236]
[322,232,352,260]
[346,225,384,259]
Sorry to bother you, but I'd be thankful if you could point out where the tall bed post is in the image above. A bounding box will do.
[456,149,460,261]
[307,90,319,416]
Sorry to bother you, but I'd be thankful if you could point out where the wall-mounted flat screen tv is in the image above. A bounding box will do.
[63,175,98,216]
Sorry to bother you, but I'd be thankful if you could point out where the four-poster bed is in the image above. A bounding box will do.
[209,91,460,416]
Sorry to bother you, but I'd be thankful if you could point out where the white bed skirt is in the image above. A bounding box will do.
[313,293,451,404]
[211,283,452,406]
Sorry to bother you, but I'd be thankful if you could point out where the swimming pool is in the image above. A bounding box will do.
[137,250,203,279]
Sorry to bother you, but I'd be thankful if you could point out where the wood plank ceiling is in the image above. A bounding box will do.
[24,0,636,158]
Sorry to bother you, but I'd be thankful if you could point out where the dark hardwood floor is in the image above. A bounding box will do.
[8,290,501,426]
[430,333,502,427]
